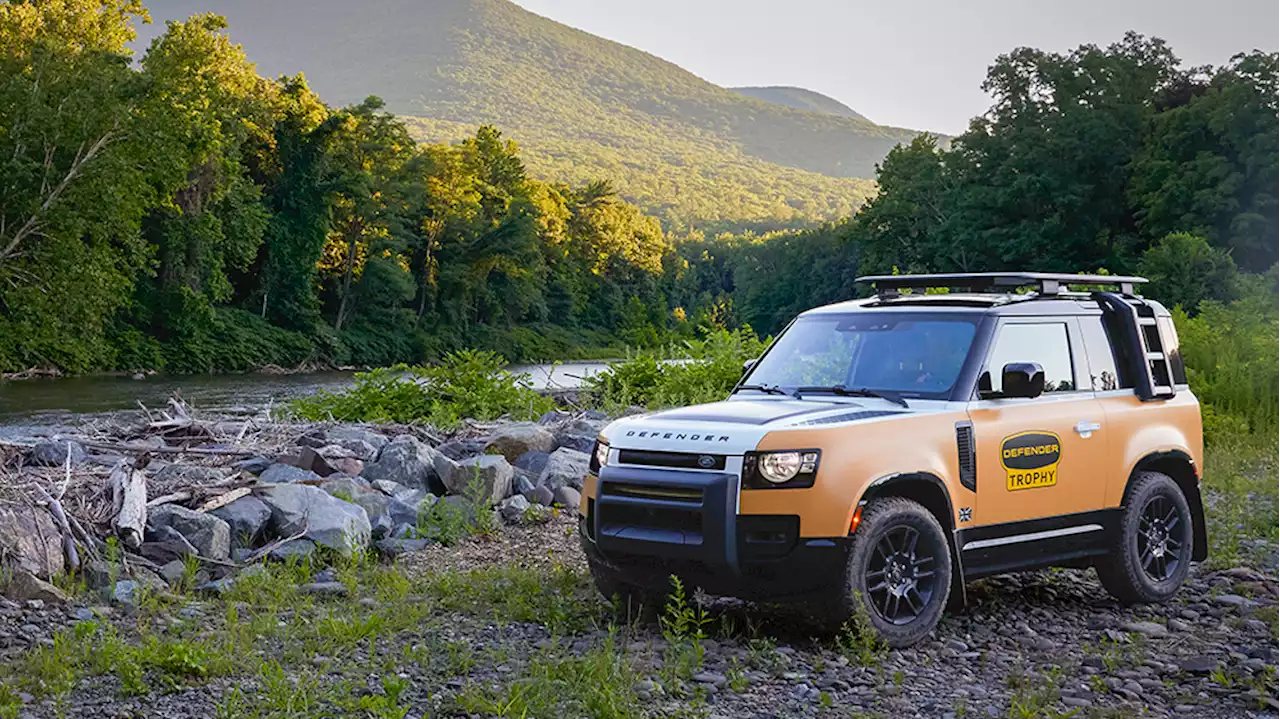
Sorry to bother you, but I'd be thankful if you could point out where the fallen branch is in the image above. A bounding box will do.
[196,486,251,514]
[33,484,80,571]
[147,490,192,508]
[110,460,147,548]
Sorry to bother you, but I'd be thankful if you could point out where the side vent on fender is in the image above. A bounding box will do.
[956,421,977,492]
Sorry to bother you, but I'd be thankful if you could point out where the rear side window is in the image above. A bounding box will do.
[1156,317,1188,385]
[1080,316,1134,391]
[985,323,1075,393]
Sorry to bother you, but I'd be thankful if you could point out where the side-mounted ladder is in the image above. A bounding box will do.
[1093,292,1177,401]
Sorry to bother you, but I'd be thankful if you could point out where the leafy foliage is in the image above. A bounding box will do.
[586,330,768,410]
[287,350,553,427]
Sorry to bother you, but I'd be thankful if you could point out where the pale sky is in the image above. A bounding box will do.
[514,0,1279,134]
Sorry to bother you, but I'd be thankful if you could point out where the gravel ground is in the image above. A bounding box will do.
[2,513,1276,719]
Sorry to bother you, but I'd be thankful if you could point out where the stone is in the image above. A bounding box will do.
[295,430,328,449]
[110,580,140,607]
[529,485,555,507]
[234,456,272,474]
[326,438,379,461]
[321,476,370,500]
[436,495,477,524]
[298,581,348,597]
[513,450,551,476]
[538,448,590,490]
[4,571,68,604]
[1176,655,1219,673]
[28,439,87,467]
[326,426,389,455]
[259,484,371,556]
[158,560,187,587]
[83,560,116,590]
[210,495,273,549]
[352,493,420,539]
[556,434,595,454]
[139,528,199,563]
[436,439,488,460]
[485,423,556,462]
[536,410,572,426]
[374,538,434,558]
[1120,621,1168,638]
[259,463,322,484]
[440,455,513,505]
[363,435,441,490]
[514,474,536,496]
[553,485,581,511]
[268,539,317,563]
[151,464,226,484]
[498,494,531,523]
[148,504,231,560]
[693,671,727,685]
[0,505,64,579]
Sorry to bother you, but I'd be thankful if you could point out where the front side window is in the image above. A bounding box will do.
[741,313,979,399]
[985,323,1075,394]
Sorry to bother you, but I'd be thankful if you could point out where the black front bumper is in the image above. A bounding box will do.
[581,465,849,600]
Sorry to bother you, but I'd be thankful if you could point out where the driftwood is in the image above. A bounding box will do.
[196,486,251,514]
[33,484,80,571]
[110,460,147,548]
[147,490,192,508]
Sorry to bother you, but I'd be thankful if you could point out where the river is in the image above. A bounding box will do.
[0,361,612,435]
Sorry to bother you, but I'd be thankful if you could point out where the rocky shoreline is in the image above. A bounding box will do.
[0,402,1275,718]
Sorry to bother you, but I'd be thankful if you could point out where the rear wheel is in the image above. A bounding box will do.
[1096,471,1193,604]
[837,497,952,647]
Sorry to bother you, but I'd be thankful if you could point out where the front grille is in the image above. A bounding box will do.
[617,449,727,470]
[604,483,704,502]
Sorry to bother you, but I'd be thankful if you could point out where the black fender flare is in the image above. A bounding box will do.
[1128,450,1208,562]
[858,472,967,607]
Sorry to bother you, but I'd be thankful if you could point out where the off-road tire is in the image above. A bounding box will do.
[1096,471,1193,604]
[586,554,667,617]
[837,497,952,648]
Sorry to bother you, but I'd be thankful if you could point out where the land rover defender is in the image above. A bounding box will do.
[579,272,1207,646]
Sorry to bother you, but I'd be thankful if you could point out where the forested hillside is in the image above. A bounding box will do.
[730,86,872,122]
[138,0,915,230]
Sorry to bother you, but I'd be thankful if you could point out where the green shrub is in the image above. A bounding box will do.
[287,349,554,427]
[586,329,768,410]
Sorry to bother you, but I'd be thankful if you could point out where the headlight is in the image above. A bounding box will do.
[745,450,821,488]
[590,440,609,473]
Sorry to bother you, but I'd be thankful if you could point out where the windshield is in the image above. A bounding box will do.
[740,313,979,399]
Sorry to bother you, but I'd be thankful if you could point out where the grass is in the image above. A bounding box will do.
[1201,435,1278,568]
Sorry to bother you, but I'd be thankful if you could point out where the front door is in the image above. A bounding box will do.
[967,320,1109,528]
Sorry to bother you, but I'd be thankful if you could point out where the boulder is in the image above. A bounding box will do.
[234,456,272,475]
[513,450,551,476]
[28,439,87,467]
[436,438,488,460]
[362,435,440,490]
[0,505,64,579]
[498,494,549,525]
[324,438,378,461]
[439,455,512,505]
[514,474,535,497]
[435,495,477,524]
[374,538,434,558]
[259,463,321,484]
[139,527,199,563]
[158,560,187,587]
[352,493,420,540]
[536,410,572,426]
[110,580,140,607]
[528,485,555,507]
[539,448,591,490]
[326,426,389,455]
[5,570,69,604]
[148,505,231,560]
[267,538,317,563]
[295,429,328,449]
[259,484,371,556]
[556,435,595,454]
[320,476,370,501]
[210,496,272,549]
[554,486,582,511]
[485,423,556,462]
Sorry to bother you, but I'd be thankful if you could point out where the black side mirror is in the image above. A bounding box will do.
[742,359,757,375]
[1001,362,1045,399]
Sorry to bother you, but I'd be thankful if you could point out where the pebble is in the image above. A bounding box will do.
[1121,620,1168,637]
[693,671,726,685]
[298,581,348,597]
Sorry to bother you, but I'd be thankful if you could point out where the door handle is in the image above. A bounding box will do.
[1074,420,1102,438]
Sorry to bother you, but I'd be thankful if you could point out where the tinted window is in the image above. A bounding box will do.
[1080,317,1133,390]
[986,323,1075,393]
[1157,317,1188,385]
[741,314,979,399]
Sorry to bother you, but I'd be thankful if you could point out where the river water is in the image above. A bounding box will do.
[0,361,612,435]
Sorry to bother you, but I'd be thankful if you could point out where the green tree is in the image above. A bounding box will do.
[1138,232,1239,314]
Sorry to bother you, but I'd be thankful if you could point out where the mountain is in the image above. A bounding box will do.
[730,86,871,123]
[139,0,920,229]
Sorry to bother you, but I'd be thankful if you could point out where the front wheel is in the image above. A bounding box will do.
[1096,471,1193,604]
[837,497,952,648]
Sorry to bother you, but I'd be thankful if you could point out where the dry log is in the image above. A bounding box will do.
[33,484,80,571]
[147,490,192,508]
[110,460,147,548]
[196,486,251,514]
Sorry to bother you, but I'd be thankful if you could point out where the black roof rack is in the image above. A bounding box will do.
[856,272,1147,299]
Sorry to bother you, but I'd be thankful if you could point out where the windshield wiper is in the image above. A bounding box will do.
[793,385,909,408]
[737,384,791,396]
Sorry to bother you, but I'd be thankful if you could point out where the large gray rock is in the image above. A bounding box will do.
[539,448,591,490]
[554,486,582,512]
[556,435,595,454]
[352,493,420,539]
[259,463,321,484]
[436,438,488,460]
[320,476,370,501]
[324,438,378,462]
[513,450,551,476]
[28,439,87,467]
[267,538,317,563]
[439,455,512,505]
[210,496,272,549]
[259,484,371,556]
[0,505,64,579]
[485,423,556,462]
[362,435,440,490]
[5,570,69,604]
[326,426,389,455]
[148,505,231,560]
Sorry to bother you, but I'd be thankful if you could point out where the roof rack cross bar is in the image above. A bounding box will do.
[855,272,1146,299]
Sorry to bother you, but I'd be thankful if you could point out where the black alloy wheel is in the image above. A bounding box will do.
[865,525,939,625]
[1137,494,1184,582]
[1096,470,1194,604]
